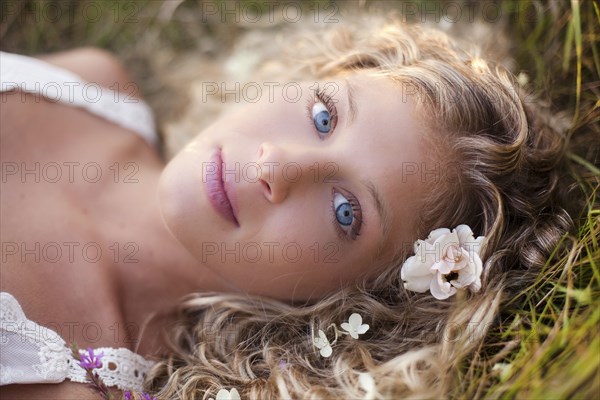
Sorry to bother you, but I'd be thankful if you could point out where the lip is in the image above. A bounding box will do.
[204,148,239,226]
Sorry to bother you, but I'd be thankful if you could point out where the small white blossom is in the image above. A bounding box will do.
[517,71,529,87]
[340,313,370,339]
[313,329,333,358]
[401,224,486,300]
[358,372,376,400]
[211,388,241,400]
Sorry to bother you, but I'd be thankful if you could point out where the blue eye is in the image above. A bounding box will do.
[331,189,362,240]
[311,102,332,134]
[306,87,338,138]
[333,192,353,226]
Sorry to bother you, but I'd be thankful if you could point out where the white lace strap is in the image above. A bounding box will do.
[68,347,155,391]
[0,51,158,147]
[1,292,70,384]
[1,292,154,391]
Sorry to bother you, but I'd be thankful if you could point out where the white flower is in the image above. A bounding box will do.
[313,329,333,357]
[358,372,376,400]
[340,313,370,339]
[400,224,485,300]
[211,388,241,400]
[517,71,529,87]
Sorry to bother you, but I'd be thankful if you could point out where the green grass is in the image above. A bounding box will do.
[1,0,598,398]
[464,197,599,399]
[455,1,600,398]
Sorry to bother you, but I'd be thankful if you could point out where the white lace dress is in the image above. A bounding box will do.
[0,293,155,391]
[0,51,157,147]
[0,51,159,390]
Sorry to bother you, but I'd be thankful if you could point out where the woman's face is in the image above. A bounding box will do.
[159,73,428,301]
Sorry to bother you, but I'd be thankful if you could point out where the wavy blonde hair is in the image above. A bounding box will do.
[143,13,583,399]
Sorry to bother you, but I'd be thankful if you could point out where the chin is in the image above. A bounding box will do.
[158,157,198,249]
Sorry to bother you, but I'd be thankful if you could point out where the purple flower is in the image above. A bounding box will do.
[121,390,155,400]
[279,360,288,370]
[79,347,104,370]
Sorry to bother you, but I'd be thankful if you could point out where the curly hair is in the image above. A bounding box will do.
[142,13,586,399]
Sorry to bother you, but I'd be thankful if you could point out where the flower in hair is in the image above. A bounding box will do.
[313,329,333,358]
[358,372,376,399]
[400,224,485,300]
[210,388,241,400]
[340,313,370,339]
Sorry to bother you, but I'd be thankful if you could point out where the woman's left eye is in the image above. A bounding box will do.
[331,189,362,240]
[333,192,353,226]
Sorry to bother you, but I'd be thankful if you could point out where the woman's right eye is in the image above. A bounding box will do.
[306,88,338,139]
[311,101,333,135]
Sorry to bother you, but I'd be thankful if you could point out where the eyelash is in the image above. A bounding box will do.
[330,188,363,241]
[305,86,338,138]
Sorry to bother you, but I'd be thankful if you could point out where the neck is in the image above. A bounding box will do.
[110,180,235,356]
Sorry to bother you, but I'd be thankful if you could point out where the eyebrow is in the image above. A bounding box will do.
[342,79,390,246]
[361,179,392,245]
[345,79,358,125]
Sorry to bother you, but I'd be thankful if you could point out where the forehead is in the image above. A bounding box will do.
[340,73,428,260]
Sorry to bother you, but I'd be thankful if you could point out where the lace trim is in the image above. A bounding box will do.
[1,292,154,391]
[67,347,155,390]
[1,292,69,383]
[0,51,158,147]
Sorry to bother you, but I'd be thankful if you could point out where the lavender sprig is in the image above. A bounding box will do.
[70,343,114,400]
[70,343,156,400]
[80,347,104,369]
[123,390,157,400]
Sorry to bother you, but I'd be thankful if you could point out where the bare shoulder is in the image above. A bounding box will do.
[0,381,121,400]
[37,47,141,99]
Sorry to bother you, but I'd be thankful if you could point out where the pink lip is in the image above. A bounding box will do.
[223,176,239,224]
[204,149,239,226]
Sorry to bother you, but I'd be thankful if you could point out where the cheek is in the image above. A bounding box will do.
[226,97,304,140]
[262,201,328,248]
[256,199,370,279]
[265,225,352,284]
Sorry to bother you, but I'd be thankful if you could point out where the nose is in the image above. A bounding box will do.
[257,142,289,203]
[257,142,335,203]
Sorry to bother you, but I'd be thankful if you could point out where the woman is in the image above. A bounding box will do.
[0,13,588,400]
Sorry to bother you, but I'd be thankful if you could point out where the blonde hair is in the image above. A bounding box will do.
[144,14,583,399]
